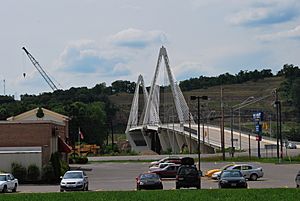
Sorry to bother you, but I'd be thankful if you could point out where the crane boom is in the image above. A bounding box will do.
[22,47,59,91]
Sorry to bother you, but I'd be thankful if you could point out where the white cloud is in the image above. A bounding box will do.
[228,0,300,26]
[257,25,300,41]
[173,61,217,80]
[109,28,168,48]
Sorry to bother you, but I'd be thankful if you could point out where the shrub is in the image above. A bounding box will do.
[60,160,70,176]
[11,162,27,183]
[50,152,61,182]
[27,164,40,182]
[41,163,55,183]
[75,156,89,164]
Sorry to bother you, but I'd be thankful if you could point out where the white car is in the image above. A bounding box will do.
[212,164,263,181]
[149,162,175,172]
[60,171,89,192]
[0,173,18,193]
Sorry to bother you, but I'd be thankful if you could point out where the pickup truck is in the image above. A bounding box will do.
[0,173,18,193]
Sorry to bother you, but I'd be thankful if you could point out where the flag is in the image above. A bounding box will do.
[79,128,84,140]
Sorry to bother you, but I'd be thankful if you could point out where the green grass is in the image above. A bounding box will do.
[89,154,300,164]
[2,189,300,201]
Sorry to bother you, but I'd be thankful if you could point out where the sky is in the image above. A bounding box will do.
[1,0,300,98]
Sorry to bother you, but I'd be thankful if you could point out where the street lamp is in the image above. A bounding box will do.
[190,95,208,189]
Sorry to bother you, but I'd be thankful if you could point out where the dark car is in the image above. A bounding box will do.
[136,173,163,190]
[296,170,300,188]
[176,165,201,189]
[218,170,247,189]
[151,164,181,178]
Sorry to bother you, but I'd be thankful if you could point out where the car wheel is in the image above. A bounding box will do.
[12,184,17,192]
[2,185,8,193]
[176,185,180,189]
[250,174,258,181]
[60,189,64,192]
[297,184,299,188]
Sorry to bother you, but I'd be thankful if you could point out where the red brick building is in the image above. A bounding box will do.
[0,108,71,172]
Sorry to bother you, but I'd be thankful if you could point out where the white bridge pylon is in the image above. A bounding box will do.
[126,46,197,153]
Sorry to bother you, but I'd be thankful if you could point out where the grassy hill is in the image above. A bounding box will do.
[109,76,285,136]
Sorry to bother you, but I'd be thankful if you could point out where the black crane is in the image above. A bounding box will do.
[22,47,59,91]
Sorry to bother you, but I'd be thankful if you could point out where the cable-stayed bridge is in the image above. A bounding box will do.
[126,47,278,154]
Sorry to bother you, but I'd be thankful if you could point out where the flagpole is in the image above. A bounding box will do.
[78,127,81,156]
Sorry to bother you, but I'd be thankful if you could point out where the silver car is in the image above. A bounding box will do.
[60,171,89,192]
[212,164,263,181]
[228,164,264,181]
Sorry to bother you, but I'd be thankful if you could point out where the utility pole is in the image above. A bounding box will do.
[275,89,280,160]
[189,112,192,154]
[221,86,225,160]
[230,107,234,157]
[3,79,5,95]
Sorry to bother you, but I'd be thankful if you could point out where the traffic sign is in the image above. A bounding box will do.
[253,112,264,121]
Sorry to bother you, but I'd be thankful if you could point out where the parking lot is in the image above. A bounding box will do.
[17,161,300,193]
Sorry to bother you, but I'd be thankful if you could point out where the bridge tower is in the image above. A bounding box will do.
[126,46,195,154]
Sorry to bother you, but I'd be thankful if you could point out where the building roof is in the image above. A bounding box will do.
[6,107,70,123]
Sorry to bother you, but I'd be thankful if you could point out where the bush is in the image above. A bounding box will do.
[50,152,61,182]
[27,164,40,182]
[60,160,70,175]
[11,162,27,183]
[75,156,89,164]
[41,163,55,184]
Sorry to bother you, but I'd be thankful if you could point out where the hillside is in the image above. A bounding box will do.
[109,76,284,130]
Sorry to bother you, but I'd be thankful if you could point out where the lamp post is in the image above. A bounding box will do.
[191,95,208,190]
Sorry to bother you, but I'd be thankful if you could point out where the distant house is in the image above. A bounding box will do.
[0,107,71,172]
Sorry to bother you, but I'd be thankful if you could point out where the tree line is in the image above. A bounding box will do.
[0,64,299,144]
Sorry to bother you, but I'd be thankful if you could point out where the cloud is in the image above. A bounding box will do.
[109,28,168,48]
[173,62,217,81]
[257,25,300,41]
[228,1,300,26]
[56,40,130,77]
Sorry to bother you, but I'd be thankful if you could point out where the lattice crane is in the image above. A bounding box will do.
[22,47,59,91]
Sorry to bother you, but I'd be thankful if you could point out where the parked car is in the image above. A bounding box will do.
[287,142,297,149]
[176,165,201,189]
[149,162,175,172]
[60,171,89,192]
[151,164,181,178]
[149,157,181,167]
[218,170,247,188]
[205,164,235,177]
[212,164,263,181]
[295,170,300,188]
[0,173,18,193]
[211,164,236,179]
[136,173,163,190]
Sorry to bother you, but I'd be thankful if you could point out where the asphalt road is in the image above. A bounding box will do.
[18,161,300,193]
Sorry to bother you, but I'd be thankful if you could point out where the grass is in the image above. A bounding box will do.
[1,189,300,201]
[89,154,300,164]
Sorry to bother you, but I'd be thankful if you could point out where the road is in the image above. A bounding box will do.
[18,161,300,193]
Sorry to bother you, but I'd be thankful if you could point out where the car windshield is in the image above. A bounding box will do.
[221,171,242,178]
[140,174,159,180]
[0,175,6,181]
[63,172,83,179]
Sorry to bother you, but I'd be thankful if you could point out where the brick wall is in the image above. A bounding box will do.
[0,121,68,166]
